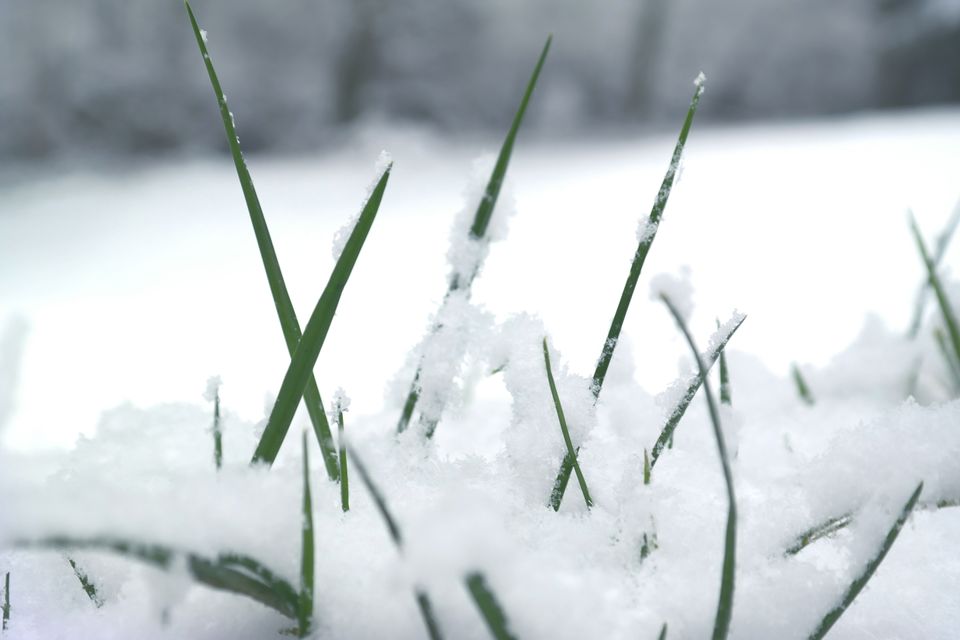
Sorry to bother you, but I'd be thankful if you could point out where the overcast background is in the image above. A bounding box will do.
[1,0,959,162]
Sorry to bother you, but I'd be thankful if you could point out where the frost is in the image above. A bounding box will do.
[199,29,209,44]
[202,375,221,402]
[636,218,658,245]
[694,71,707,89]
[649,267,694,322]
[332,150,392,261]
[333,387,351,413]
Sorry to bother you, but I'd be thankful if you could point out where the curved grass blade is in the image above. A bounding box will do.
[17,537,299,619]
[397,36,552,436]
[298,432,315,637]
[791,364,815,406]
[660,294,736,640]
[550,76,707,508]
[68,558,104,607]
[648,314,745,472]
[466,572,519,640]
[910,212,960,369]
[349,449,444,640]
[2,572,8,631]
[252,165,391,466]
[542,338,592,509]
[908,201,960,338]
[805,482,923,640]
[185,1,340,480]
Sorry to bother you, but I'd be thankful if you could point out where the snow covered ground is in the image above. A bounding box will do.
[1,107,960,638]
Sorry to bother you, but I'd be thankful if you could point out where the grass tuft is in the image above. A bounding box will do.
[660,293,736,640]
[298,431,315,637]
[68,558,104,608]
[251,164,391,466]
[542,338,593,510]
[185,0,340,479]
[805,482,923,640]
[791,364,815,406]
[465,572,519,640]
[397,36,552,437]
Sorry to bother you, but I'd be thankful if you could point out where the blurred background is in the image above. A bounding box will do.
[1,0,959,162]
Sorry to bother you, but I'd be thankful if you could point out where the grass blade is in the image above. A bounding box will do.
[549,76,707,508]
[17,537,299,619]
[396,36,552,436]
[211,382,223,470]
[908,201,960,338]
[933,327,960,391]
[2,572,8,631]
[465,572,519,640]
[791,364,815,406]
[336,398,350,512]
[805,482,923,640]
[786,513,854,556]
[298,432,315,637]
[349,449,444,640]
[643,448,651,486]
[542,338,592,509]
[185,0,340,480]
[717,320,731,405]
[660,293,736,640]
[68,558,104,607]
[251,165,391,466]
[910,212,960,369]
[648,314,746,472]
[657,623,668,640]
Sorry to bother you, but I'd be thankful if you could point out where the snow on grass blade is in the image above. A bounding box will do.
[786,513,854,556]
[909,212,960,369]
[2,572,8,631]
[252,165,391,466]
[68,558,104,607]
[791,364,815,406]
[648,314,745,472]
[908,202,960,338]
[465,572,519,640]
[550,76,706,507]
[348,449,444,640]
[717,320,731,405]
[396,36,552,436]
[660,293,736,640]
[185,0,340,481]
[16,537,299,619]
[298,431,315,637]
[805,482,923,640]
[542,338,593,510]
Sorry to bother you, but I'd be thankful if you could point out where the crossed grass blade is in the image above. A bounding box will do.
[805,482,923,640]
[908,201,960,338]
[17,537,299,619]
[397,36,552,436]
[185,0,339,480]
[660,294,736,640]
[909,212,960,372]
[252,165,391,466]
[549,76,706,508]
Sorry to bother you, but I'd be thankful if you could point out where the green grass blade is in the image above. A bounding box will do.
[251,165,391,466]
[643,448,651,486]
[213,385,223,470]
[648,314,746,472]
[549,77,706,508]
[542,338,593,510]
[184,1,340,481]
[908,202,960,338]
[349,449,445,639]
[2,572,8,631]
[397,36,552,436]
[18,537,299,619]
[660,294,736,640]
[791,364,815,406]
[933,327,960,391]
[805,482,923,640]
[657,623,668,640]
[910,212,960,369]
[717,320,731,405]
[68,558,104,607]
[465,572,519,640]
[785,513,854,556]
[337,400,350,513]
[298,432,315,637]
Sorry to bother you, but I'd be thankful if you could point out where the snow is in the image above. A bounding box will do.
[2,109,960,638]
[203,375,221,403]
[649,267,695,322]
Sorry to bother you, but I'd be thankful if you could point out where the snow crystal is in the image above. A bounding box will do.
[649,267,695,322]
[694,71,707,89]
[199,29,209,44]
[635,218,658,245]
[202,375,221,402]
[333,387,351,413]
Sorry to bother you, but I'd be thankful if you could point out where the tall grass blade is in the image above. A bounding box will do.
[68,558,104,607]
[2,572,8,631]
[805,482,923,640]
[213,385,223,470]
[648,314,745,472]
[910,212,960,369]
[252,165,391,466]
[791,364,815,406]
[397,36,552,436]
[465,572,519,640]
[298,432,315,637]
[550,76,707,507]
[660,294,736,640]
[336,400,350,512]
[542,338,593,510]
[17,537,299,619]
[348,449,445,640]
[908,201,960,338]
[185,0,340,480]
[717,320,731,406]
